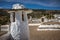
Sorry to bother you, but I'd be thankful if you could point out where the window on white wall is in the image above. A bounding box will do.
[22,11,24,21]
[13,12,15,22]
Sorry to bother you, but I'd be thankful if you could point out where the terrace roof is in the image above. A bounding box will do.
[42,22,60,25]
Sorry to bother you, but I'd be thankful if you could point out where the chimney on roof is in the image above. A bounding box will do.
[12,4,24,9]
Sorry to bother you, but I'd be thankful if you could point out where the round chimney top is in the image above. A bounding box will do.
[12,4,24,9]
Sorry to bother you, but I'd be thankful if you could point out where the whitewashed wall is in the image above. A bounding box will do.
[1,25,9,32]
[10,11,29,40]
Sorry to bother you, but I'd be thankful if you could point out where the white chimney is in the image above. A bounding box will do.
[12,4,24,9]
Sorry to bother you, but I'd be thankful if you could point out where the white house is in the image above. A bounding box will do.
[54,14,60,22]
[40,16,48,22]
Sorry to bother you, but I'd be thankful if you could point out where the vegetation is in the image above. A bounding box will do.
[0,10,10,25]
[0,9,60,25]
[28,10,60,19]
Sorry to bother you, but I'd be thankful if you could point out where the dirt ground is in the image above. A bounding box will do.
[29,26,60,40]
[0,26,60,40]
[0,31,7,36]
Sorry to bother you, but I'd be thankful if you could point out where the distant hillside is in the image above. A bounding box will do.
[0,10,10,25]
[28,9,60,19]
[0,9,60,25]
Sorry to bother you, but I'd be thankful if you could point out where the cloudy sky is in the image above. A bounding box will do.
[0,0,60,10]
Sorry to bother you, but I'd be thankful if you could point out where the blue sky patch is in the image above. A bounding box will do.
[0,0,60,10]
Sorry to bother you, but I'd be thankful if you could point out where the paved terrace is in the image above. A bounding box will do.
[0,24,60,40]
